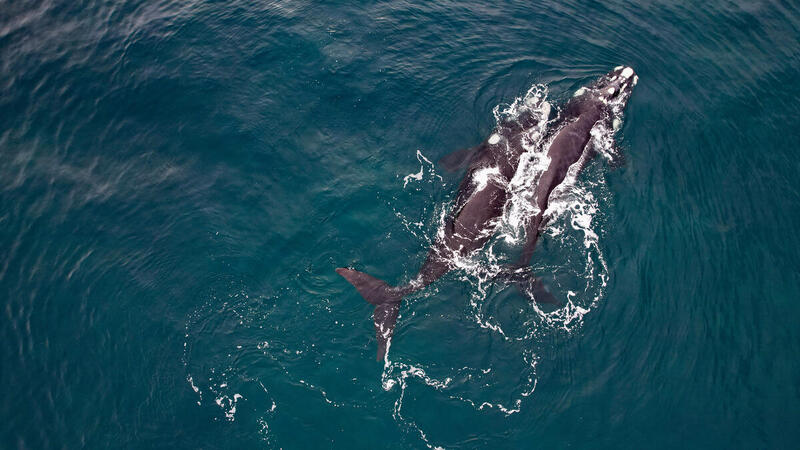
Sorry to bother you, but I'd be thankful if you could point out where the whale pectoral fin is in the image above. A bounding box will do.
[518,214,548,267]
[438,144,484,172]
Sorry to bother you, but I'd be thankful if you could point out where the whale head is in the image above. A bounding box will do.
[593,66,637,108]
[568,66,637,121]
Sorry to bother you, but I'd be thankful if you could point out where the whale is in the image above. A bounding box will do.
[338,66,638,359]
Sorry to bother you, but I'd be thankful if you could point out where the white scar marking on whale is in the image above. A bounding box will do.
[621,67,634,78]
[488,133,501,145]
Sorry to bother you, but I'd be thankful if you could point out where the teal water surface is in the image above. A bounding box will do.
[2,0,800,448]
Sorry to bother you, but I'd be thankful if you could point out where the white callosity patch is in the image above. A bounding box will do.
[488,133,501,145]
[621,67,634,78]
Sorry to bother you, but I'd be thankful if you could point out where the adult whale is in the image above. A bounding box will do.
[338,66,638,359]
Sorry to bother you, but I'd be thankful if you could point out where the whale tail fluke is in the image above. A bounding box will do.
[336,268,403,360]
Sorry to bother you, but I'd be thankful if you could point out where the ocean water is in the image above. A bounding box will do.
[2,0,800,448]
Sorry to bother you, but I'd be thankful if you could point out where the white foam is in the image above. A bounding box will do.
[215,393,243,421]
[187,375,202,405]
[403,150,440,188]
[472,166,500,192]
[541,101,551,120]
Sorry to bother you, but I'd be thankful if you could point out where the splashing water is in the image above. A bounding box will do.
[388,83,624,445]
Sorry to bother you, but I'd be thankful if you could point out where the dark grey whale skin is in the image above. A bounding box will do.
[338,67,637,359]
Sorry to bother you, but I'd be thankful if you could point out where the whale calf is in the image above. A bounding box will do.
[338,67,637,359]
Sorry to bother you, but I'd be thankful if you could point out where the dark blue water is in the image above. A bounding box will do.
[2,0,800,448]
